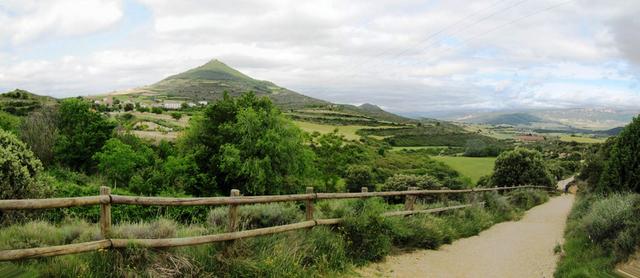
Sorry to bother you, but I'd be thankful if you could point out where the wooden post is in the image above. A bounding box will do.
[305,187,314,221]
[99,186,111,239]
[228,189,240,232]
[471,188,478,205]
[440,187,449,206]
[404,187,418,211]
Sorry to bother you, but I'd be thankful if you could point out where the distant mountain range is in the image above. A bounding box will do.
[105,59,415,123]
[451,108,639,131]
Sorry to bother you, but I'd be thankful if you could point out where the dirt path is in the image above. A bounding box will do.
[358,186,575,278]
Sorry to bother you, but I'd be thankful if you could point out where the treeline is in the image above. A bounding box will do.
[1,93,475,204]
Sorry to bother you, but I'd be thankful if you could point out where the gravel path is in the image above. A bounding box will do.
[358,183,575,278]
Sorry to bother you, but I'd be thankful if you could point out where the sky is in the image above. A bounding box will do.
[1,0,639,115]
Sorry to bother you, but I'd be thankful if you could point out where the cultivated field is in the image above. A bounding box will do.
[431,156,497,184]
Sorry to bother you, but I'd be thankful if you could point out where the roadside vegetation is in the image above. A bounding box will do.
[0,90,577,276]
[555,115,640,277]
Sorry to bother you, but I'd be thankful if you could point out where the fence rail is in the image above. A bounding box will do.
[0,185,553,261]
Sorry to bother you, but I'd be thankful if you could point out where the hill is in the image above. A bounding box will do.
[110,59,329,109]
[0,89,58,116]
[453,108,638,131]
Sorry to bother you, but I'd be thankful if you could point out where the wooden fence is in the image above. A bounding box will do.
[0,185,553,261]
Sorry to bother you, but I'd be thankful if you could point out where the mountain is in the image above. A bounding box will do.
[0,89,58,116]
[111,59,329,109]
[106,59,415,123]
[453,108,639,131]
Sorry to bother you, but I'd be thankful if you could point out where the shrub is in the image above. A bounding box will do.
[509,189,548,210]
[491,148,554,187]
[388,215,448,250]
[207,203,302,230]
[599,115,640,193]
[581,194,636,244]
[170,112,182,120]
[0,129,46,222]
[339,198,394,265]
[345,164,374,192]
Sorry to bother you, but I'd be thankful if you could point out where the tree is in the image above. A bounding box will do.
[0,130,44,200]
[382,174,440,191]
[170,112,182,120]
[0,111,21,133]
[93,138,152,187]
[491,148,554,187]
[124,103,134,111]
[20,107,58,166]
[54,99,116,171]
[599,116,640,193]
[345,165,374,192]
[310,130,369,191]
[179,93,315,195]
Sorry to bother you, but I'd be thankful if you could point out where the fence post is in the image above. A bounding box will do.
[440,187,449,206]
[228,189,240,233]
[361,187,368,193]
[99,186,111,239]
[305,187,314,221]
[471,188,478,205]
[404,187,418,211]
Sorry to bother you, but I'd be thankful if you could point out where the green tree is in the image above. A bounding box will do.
[124,103,134,111]
[310,130,369,191]
[20,107,58,166]
[345,165,374,192]
[93,138,153,187]
[0,111,21,133]
[0,130,44,201]
[54,99,116,171]
[491,148,554,187]
[599,116,640,193]
[180,93,315,195]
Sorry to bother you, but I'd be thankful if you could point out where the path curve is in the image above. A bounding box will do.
[358,181,575,278]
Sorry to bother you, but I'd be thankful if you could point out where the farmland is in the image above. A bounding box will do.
[431,156,497,184]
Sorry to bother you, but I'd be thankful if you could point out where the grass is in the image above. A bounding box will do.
[293,120,398,141]
[555,191,640,277]
[558,135,606,144]
[431,156,496,184]
[0,190,550,277]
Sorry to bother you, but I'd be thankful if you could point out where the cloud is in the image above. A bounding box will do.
[0,0,639,114]
[0,0,123,45]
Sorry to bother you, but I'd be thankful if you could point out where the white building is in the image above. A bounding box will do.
[163,102,182,110]
[198,101,208,106]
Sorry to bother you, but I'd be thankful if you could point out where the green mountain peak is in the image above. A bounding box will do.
[163,59,253,81]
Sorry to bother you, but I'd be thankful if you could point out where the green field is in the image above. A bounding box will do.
[391,146,450,151]
[293,121,398,141]
[431,156,497,184]
[558,135,605,144]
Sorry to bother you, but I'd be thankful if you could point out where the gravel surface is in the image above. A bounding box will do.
[358,184,575,278]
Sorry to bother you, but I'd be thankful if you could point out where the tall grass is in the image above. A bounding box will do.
[555,192,640,277]
[0,190,550,277]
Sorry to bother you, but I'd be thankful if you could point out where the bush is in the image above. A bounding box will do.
[492,148,554,187]
[509,189,549,210]
[339,198,394,265]
[388,215,449,249]
[170,112,182,120]
[345,164,374,192]
[580,194,638,248]
[599,115,640,193]
[151,107,163,114]
[208,203,302,230]
[0,130,45,220]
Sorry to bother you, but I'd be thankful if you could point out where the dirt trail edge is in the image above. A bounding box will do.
[358,179,575,278]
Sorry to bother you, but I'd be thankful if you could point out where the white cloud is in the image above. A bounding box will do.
[0,0,123,45]
[0,0,639,114]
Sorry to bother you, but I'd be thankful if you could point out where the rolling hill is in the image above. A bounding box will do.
[454,108,639,131]
[0,89,58,116]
